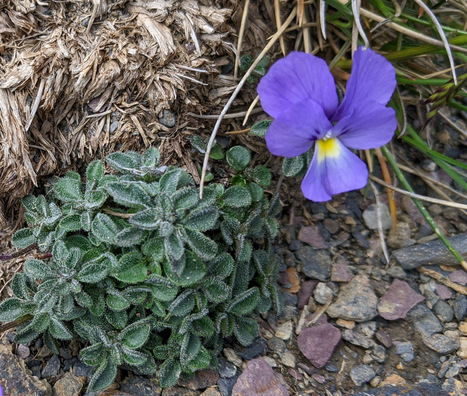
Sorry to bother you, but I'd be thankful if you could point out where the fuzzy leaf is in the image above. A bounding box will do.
[120,322,151,349]
[145,275,178,301]
[88,359,118,393]
[129,209,161,230]
[14,324,38,344]
[24,259,50,280]
[183,229,217,261]
[168,290,195,316]
[11,273,30,300]
[265,217,279,238]
[220,217,240,245]
[105,309,128,330]
[114,252,147,284]
[106,183,150,209]
[74,291,93,308]
[183,207,218,232]
[78,262,109,283]
[49,318,74,340]
[12,228,35,249]
[252,166,271,187]
[250,119,272,137]
[191,316,215,338]
[226,146,251,171]
[54,176,83,203]
[106,151,141,173]
[81,211,92,231]
[142,238,165,262]
[86,160,105,183]
[203,277,230,303]
[0,298,26,322]
[141,147,160,168]
[106,292,130,311]
[179,308,209,335]
[114,226,148,247]
[228,287,260,315]
[80,342,106,366]
[159,358,181,388]
[207,253,234,279]
[84,191,108,210]
[173,187,199,211]
[91,213,118,243]
[223,186,252,208]
[166,251,206,287]
[159,169,184,195]
[165,231,184,261]
[233,316,259,346]
[184,346,211,372]
[121,346,148,366]
[180,333,201,365]
[247,182,264,202]
[282,155,306,177]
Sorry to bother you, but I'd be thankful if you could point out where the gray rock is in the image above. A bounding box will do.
[159,109,176,127]
[423,334,460,354]
[297,323,341,368]
[297,247,332,281]
[408,304,443,338]
[238,338,266,360]
[386,265,407,280]
[73,361,93,379]
[232,358,289,395]
[42,354,61,378]
[378,279,425,321]
[119,376,161,396]
[363,203,392,230]
[393,234,467,269]
[267,337,286,352]
[17,344,30,359]
[52,373,87,396]
[327,275,378,322]
[433,300,454,323]
[452,294,467,321]
[110,121,119,133]
[314,282,333,304]
[0,347,52,396]
[350,364,376,386]
[218,372,240,396]
[218,358,237,378]
[343,329,375,349]
[371,345,386,363]
[395,341,415,362]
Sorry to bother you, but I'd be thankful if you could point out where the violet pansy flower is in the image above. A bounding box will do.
[257,47,397,202]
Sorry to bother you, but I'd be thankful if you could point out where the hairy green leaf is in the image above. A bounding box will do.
[159,358,181,388]
[12,228,35,249]
[226,146,251,171]
[120,322,151,349]
[223,186,252,208]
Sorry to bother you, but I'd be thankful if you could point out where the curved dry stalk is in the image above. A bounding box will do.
[234,0,250,79]
[275,0,287,55]
[411,0,457,85]
[351,0,370,49]
[242,95,260,126]
[199,7,298,197]
[370,181,390,265]
[319,0,328,40]
[336,0,467,53]
[369,174,467,210]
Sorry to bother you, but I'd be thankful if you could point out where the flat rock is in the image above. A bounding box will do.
[42,354,61,378]
[331,258,354,282]
[231,358,289,396]
[393,234,467,269]
[298,226,327,249]
[275,321,293,340]
[178,370,219,391]
[350,364,376,386]
[161,388,198,396]
[201,388,222,396]
[297,280,318,309]
[342,329,375,349]
[408,304,443,338]
[449,270,467,285]
[0,350,52,396]
[363,203,392,230]
[422,334,460,354]
[378,279,425,320]
[297,247,332,281]
[297,323,341,368]
[327,275,378,322]
[53,373,87,396]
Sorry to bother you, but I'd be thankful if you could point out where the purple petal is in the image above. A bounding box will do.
[301,138,368,202]
[258,52,338,119]
[333,47,396,122]
[265,99,332,157]
[332,101,397,149]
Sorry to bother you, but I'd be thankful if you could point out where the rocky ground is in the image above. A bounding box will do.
[1,186,467,396]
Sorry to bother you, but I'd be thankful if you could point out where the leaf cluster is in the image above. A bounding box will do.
[1,147,282,392]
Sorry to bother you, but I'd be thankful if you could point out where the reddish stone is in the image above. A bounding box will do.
[449,270,467,285]
[286,267,300,293]
[375,329,393,348]
[436,283,454,300]
[232,358,289,395]
[297,323,341,368]
[179,369,219,390]
[378,279,425,320]
[297,280,318,309]
[331,257,354,282]
[298,226,327,249]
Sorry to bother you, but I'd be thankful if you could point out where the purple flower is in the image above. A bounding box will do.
[257,47,397,202]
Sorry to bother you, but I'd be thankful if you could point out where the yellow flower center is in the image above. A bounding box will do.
[316,137,340,162]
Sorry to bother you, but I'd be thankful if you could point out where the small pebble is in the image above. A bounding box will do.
[17,344,30,359]
[395,341,414,363]
[314,282,333,304]
[275,321,293,340]
[350,364,376,386]
[224,348,242,367]
[280,349,296,368]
